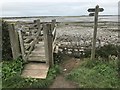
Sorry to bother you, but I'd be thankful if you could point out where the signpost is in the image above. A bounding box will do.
[87,5,104,60]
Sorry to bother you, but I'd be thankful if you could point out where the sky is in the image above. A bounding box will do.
[0,0,120,17]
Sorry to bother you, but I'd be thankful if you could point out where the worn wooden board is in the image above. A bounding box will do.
[21,63,49,79]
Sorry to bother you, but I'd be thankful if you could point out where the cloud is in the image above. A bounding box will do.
[1,1,119,17]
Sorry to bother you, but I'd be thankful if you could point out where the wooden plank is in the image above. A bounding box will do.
[21,63,49,79]
[8,24,20,59]
[28,56,46,62]
[91,5,99,60]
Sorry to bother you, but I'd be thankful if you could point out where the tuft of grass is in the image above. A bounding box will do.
[2,58,60,88]
[66,58,120,88]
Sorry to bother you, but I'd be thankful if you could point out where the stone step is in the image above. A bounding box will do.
[21,63,49,79]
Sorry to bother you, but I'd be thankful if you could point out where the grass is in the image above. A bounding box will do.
[2,58,60,88]
[66,58,120,88]
[0,63,2,90]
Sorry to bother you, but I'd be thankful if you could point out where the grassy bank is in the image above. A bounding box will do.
[67,58,120,88]
[2,58,60,88]
[0,63,2,89]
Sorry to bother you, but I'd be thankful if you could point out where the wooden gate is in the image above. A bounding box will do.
[8,19,57,67]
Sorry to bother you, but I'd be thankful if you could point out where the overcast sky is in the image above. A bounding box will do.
[0,0,120,17]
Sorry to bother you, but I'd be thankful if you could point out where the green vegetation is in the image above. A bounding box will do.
[84,44,120,59]
[0,63,2,90]
[2,58,60,88]
[2,20,12,60]
[67,58,120,88]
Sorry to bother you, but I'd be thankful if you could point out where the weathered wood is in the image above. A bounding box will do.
[18,30,26,61]
[21,63,49,79]
[8,24,20,59]
[91,5,99,60]
[0,21,2,61]
[51,19,56,32]
[26,37,37,59]
[43,23,54,66]
[52,29,57,50]
[43,24,49,65]
[88,8,104,12]
[26,20,41,59]
[49,24,54,67]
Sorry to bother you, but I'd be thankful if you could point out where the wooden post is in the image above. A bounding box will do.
[49,24,54,67]
[36,19,41,31]
[51,19,56,32]
[91,5,99,60]
[43,24,49,66]
[43,24,54,67]
[0,21,2,61]
[18,30,26,61]
[8,24,20,59]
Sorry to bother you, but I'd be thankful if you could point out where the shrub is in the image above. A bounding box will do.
[96,44,118,59]
[84,44,119,59]
[2,58,60,88]
[54,52,63,64]
[2,20,12,60]
[2,58,24,81]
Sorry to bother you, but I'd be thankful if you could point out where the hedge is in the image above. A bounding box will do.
[2,20,12,60]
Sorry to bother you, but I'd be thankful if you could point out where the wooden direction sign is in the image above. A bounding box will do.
[88,8,104,12]
[89,13,95,16]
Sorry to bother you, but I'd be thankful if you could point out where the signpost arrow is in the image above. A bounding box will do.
[89,13,95,16]
[88,8,104,12]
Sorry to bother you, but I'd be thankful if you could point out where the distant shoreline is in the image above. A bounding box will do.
[1,15,118,19]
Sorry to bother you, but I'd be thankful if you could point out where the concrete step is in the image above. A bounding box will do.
[21,63,49,79]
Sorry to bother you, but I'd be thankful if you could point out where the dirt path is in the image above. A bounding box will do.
[49,56,80,88]
[50,75,77,88]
